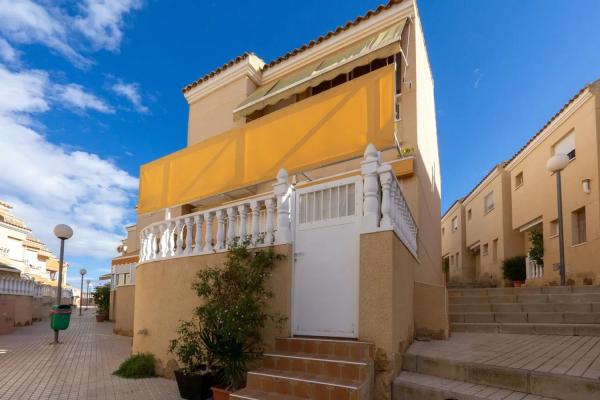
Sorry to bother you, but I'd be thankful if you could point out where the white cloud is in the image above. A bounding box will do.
[112,81,148,113]
[74,0,143,51]
[0,0,92,68]
[55,83,114,114]
[0,65,138,259]
[0,37,20,64]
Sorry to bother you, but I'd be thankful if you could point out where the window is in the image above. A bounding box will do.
[553,131,576,160]
[571,207,586,245]
[492,239,498,261]
[484,191,495,214]
[549,219,559,237]
[482,243,489,256]
[451,216,458,232]
[467,209,472,220]
[515,172,523,188]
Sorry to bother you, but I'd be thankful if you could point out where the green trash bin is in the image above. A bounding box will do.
[50,305,72,331]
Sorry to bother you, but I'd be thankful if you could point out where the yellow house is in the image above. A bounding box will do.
[131,1,446,398]
[442,79,600,287]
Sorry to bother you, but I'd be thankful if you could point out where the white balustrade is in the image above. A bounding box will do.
[0,277,71,298]
[360,144,418,258]
[526,255,543,280]
[139,170,291,264]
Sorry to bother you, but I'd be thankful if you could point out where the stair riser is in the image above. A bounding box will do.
[274,338,373,361]
[449,286,600,297]
[451,323,600,336]
[450,303,599,313]
[451,312,600,324]
[247,373,367,400]
[403,354,600,400]
[262,355,369,381]
[449,294,600,305]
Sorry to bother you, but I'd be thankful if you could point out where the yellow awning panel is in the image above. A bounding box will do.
[138,65,395,214]
[233,20,405,119]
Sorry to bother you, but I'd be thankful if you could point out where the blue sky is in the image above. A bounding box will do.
[1,0,599,287]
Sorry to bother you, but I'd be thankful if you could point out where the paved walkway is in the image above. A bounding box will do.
[0,311,181,400]
[407,332,600,379]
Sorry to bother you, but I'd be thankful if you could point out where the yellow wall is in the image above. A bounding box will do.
[138,65,395,214]
[441,202,473,283]
[114,285,135,336]
[187,77,255,146]
[508,90,600,284]
[132,244,293,376]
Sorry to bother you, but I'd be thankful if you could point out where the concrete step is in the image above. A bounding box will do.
[274,337,374,362]
[450,312,600,324]
[262,352,370,381]
[451,322,600,336]
[402,353,600,400]
[231,388,308,400]
[449,293,600,305]
[393,371,557,400]
[449,286,600,297]
[450,302,600,313]
[246,368,368,400]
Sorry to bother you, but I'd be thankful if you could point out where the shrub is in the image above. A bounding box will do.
[92,284,110,315]
[113,353,156,378]
[502,256,526,282]
[169,318,214,375]
[528,230,544,265]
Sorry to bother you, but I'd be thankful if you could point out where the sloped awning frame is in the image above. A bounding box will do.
[233,20,406,120]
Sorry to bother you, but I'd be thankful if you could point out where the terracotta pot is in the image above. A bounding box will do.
[96,314,105,322]
[513,281,525,288]
[211,386,231,400]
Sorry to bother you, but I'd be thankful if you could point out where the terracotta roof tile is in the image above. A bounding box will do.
[182,1,404,93]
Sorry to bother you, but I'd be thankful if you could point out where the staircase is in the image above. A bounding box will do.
[232,337,374,400]
[448,286,600,336]
[393,286,600,400]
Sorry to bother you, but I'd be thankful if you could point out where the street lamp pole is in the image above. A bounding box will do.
[546,154,570,286]
[53,224,73,344]
[79,268,87,316]
[86,280,91,310]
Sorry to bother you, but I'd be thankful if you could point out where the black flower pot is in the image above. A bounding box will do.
[174,369,218,400]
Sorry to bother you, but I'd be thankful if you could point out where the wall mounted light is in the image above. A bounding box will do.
[582,179,591,194]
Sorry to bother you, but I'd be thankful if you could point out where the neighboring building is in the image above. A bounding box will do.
[130,1,446,397]
[442,79,600,286]
[0,200,68,287]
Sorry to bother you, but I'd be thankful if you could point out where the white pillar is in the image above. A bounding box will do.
[265,198,275,244]
[273,169,291,244]
[250,201,261,244]
[378,164,393,229]
[185,217,194,255]
[226,207,237,245]
[204,212,214,252]
[215,210,225,249]
[361,144,381,231]
[194,215,203,254]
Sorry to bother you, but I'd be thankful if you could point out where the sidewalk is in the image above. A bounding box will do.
[0,310,180,400]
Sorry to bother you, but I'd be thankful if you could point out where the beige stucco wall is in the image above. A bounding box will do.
[109,290,116,321]
[508,90,600,285]
[187,77,256,146]
[414,281,449,339]
[441,202,474,283]
[132,244,292,376]
[114,285,135,336]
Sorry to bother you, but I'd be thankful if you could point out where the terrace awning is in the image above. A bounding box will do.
[233,20,406,120]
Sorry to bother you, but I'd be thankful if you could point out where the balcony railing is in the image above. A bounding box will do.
[139,144,418,264]
[0,277,72,298]
[526,255,543,280]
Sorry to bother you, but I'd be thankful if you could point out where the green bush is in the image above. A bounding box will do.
[113,353,156,379]
[502,256,526,282]
[92,284,110,315]
[528,230,544,265]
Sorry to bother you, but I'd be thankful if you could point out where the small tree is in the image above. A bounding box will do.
[92,284,110,315]
[528,230,544,265]
[502,256,527,282]
[169,317,215,375]
[194,240,285,391]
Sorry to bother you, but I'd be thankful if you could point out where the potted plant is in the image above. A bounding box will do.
[193,240,285,399]
[502,256,527,287]
[92,284,110,322]
[169,318,219,400]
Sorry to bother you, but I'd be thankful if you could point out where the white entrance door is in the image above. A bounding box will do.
[292,176,361,338]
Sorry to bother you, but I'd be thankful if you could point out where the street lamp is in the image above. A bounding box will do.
[546,153,570,286]
[86,280,91,310]
[53,224,73,344]
[79,268,87,316]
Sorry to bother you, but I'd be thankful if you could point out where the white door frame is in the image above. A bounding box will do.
[291,175,362,338]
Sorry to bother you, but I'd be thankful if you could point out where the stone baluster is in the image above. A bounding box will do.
[159,223,168,258]
[273,169,291,244]
[194,215,203,254]
[265,198,275,244]
[238,204,248,240]
[215,210,225,249]
[185,217,194,255]
[226,207,237,244]
[361,144,381,231]
[204,212,214,252]
[250,201,261,244]
[149,226,158,260]
[377,164,394,229]
[175,219,184,256]
[168,221,176,256]
[525,256,532,280]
